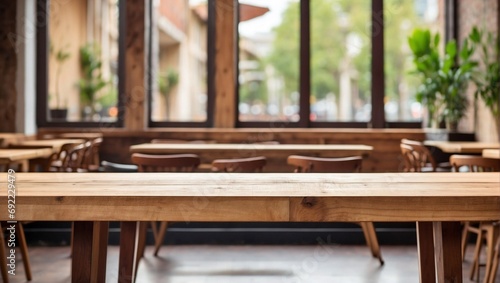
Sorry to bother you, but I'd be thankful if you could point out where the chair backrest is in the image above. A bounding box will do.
[287,155,362,173]
[449,155,500,172]
[131,153,200,172]
[400,143,421,172]
[81,137,103,170]
[211,156,267,173]
[61,142,89,172]
[401,139,437,170]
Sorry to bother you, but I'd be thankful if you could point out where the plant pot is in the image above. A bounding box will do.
[50,109,68,120]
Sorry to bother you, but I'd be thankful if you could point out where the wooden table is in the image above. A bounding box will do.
[483,149,500,159]
[0,148,54,165]
[0,133,26,147]
[130,143,374,171]
[0,172,498,282]
[424,141,500,154]
[41,132,103,141]
[15,139,85,153]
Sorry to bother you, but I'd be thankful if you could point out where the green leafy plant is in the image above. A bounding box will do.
[408,29,477,129]
[469,27,499,120]
[51,45,71,109]
[77,44,108,116]
[158,68,179,117]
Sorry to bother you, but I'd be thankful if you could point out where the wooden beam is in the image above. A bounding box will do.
[371,0,385,129]
[0,1,17,132]
[214,0,237,128]
[124,0,147,130]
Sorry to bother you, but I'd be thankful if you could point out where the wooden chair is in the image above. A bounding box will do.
[401,139,451,172]
[287,155,362,173]
[286,155,383,265]
[1,222,32,283]
[450,155,500,282]
[131,153,201,271]
[211,156,267,172]
[49,143,83,172]
[81,137,103,171]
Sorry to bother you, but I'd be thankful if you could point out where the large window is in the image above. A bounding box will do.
[149,0,210,126]
[384,0,444,122]
[238,0,300,122]
[38,0,122,126]
[236,0,448,128]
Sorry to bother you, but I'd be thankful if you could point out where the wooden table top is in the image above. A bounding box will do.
[16,139,85,152]
[0,133,26,147]
[423,141,500,153]
[130,143,374,155]
[1,172,498,222]
[0,148,54,163]
[482,149,500,159]
[42,132,103,140]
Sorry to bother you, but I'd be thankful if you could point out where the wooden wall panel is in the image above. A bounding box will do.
[0,1,17,132]
[124,0,147,130]
[213,0,236,128]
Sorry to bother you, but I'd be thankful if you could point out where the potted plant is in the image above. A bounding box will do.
[470,27,499,140]
[408,29,477,130]
[77,44,108,121]
[50,45,71,119]
[158,68,179,119]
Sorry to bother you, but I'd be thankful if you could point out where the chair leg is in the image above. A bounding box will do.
[360,222,384,265]
[153,222,168,256]
[470,226,485,281]
[134,221,148,281]
[17,223,32,281]
[487,235,500,283]
[462,221,470,260]
[483,225,499,283]
[0,223,9,283]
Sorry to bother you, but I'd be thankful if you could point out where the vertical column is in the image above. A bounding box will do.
[213,0,237,128]
[0,1,18,132]
[124,0,147,130]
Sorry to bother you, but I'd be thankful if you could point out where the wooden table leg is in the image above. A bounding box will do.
[118,221,139,283]
[417,222,436,283]
[72,221,109,283]
[433,221,462,283]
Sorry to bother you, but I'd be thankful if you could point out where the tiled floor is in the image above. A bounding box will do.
[6,244,498,282]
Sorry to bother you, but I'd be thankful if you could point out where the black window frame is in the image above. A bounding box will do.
[147,0,215,128]
[36,0,126,128]
[236,0,457,129]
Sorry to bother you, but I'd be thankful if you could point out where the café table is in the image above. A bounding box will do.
[130,143,374,171]
[0,148,54,171]
[0,133,26,147]
[1,172,498,283]
[15,139,85,153]
[424,141,500,154]
[482,149,500,159]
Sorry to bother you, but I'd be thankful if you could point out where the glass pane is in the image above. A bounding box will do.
[151,0,208,122]
[48,0,119,122]
[310,0,371,122]
[384,0,444,122]
[238,0,300,122]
